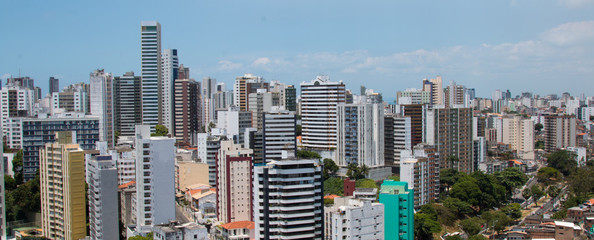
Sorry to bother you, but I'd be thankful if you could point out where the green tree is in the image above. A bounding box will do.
[151,124,168,136]
[324,198,334,205]
[445,236,463,240]
[534,123,543,132]
[387,175,399,181]
[346,163,365,179]
[535,141,544,149]
[360,164,369,178]
[469,235,488,240]
[567,166,594,198]
[546,185,560,198]
[296,124,302,136]
[297,150,321,159]
[450,176,482,208]
[481,210,511,232]
[440,168,462,196]
[529,185,544,206]
[494,167,528,194]
[5,175,17,191]
[13,149,24,184]
[128,232,154,240]
[414,213,441,240]
[501,203,522,220]
[460,217,482,236]
[323,177,343,196]
[443,197,473,218]
[547,150,577,176]
[322,158,339,180]
[355,178,377,189]
[536,167,562,186]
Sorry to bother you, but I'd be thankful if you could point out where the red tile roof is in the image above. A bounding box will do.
[221,221,255,230]
[324,194,340,199]
[118,181,135,189]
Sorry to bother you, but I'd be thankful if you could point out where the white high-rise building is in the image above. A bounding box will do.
[336,103,384,167]
[216,140,253,223]
[0,133,5,238]
[87,155,119,240]
[161,49,179,132]
[90,69,115,147]
[324,197,384,240]
[202,77,217,125]
[393,115,412,165]
[217,107,253,144]
[253,159,324,239]
[400,144,440,208]
[300,76,346,150]
[134,125,175,230]
[262,110,297,160]
[0,85,34,135]
[141,21,162,131]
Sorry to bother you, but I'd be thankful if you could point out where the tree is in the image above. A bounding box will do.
[296,124,302,136]
[324,198,334,205]
[323,158,338,180]
[355,178,377,189]
[494,167,528,194]
[13,149,23,184]
[297,150,321,159]
[480,210,511,232]
[360,164,369,178]
[323,177,343,196]
[129,232,154,240]
[468,235,488,240]
[534,123,543,132]
[536,167,562,185]
[346,163,365,179]
[567,166,594,198]
[535,141,544,149]
[547,185,560,199]
[501,203,522,220]
[447,155,460,169]
[529,185,544,206]
[151,124,168,136]
[414,213,441,240]
[388,175,400,181]
[450,176,482,208]
[460,217,482,236]
[440,168,462,196]
[547,150,577,176]
[445,236,463,240]
[443,197,473,218]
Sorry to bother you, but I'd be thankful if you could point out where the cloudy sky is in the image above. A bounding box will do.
[1,0,594,100]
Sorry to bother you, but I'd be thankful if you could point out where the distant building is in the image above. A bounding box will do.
[502,115,535,160]
[218,221,255,240]
[49,77,59,95]
[40,132,86,240]
[379,180,414,240]
[140,21,162,131]
[217,107,253,144]
[173,65,201,145]
[544,114,576,153]
[336,103,384,168]
[324,197,384,240]
[160,49,179,132]
[434,107,474,173]
[422,76,443,106]
[262,110,297,160]
[113,72,142,136]
[253,159,324,239]
[152,222,208,240]
[90,69,115,147]
[234,73,266,111]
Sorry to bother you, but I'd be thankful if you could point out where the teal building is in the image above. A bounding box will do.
[379,180,414,240]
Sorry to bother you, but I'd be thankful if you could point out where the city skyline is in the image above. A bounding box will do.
[2,1,594,100]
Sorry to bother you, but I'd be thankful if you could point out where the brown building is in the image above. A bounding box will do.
[544,114,576,153]
[234,74,267,111]
[173,65,201,145]
[434,107,474,173]
[401,104,428,147]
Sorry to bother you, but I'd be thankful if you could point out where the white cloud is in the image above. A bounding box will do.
[252,57,271,67]
[1,73,11,79]
[558,0,594,8]
[540,21,594,46]
[217,60,242,71]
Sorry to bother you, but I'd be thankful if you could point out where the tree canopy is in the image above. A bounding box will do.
[296,150,321,159]
[547,150,577,176]
[323,158,338,180]
[323,177,343,196]
[536,167,562,185]
[151,124,169,136]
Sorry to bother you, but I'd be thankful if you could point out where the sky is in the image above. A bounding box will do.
[2,0,594,101]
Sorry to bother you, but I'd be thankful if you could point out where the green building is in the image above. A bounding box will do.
[379,180,414,240]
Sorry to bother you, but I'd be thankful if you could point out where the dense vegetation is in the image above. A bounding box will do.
[415,167,527,239]
[4,150,42,222]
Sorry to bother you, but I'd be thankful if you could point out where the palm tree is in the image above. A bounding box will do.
[360,164,370,178]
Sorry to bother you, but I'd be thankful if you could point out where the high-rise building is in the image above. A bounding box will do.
[384,115,396,171]
[396,88,431,105]
[5,113,99,181]
[202,77,217,125]
[393,115,412,167]
[51,83,89,114]
[141,21,162,131]
[300,75,346,150]
[234,74,265,111]
[400,104,432,148]
[6,76,34,90]
[114,72,142,137]
[434,107,474,173]
[400,144,440,208]
[248,90,276,130]
[253,159,324,239]
[284,85,297,111]
[502,115,535,159]
[49,77,59,95]
[0,85,34,134]
[216,140,253,223]
[40,132,86,240]
[217,107,253,144]
[90,69,115,147]
[173,65,201,145]
[161,49,179,132]
[87,155,119,240]
[134,125,175,229]
[262,110,297,160]
[336,103,384,168]
[444,81,467,108]
[379,180,414,240]
[324,197,384,240]
[544,114,576,153]
[422,76,443,106]
[0,133,5,238]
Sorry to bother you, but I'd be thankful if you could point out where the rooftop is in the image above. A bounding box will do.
[221,221,255,230]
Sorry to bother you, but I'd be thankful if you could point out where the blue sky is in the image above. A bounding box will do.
[2,0,594,100]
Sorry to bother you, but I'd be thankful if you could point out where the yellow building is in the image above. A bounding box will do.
[40,132,87,240]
